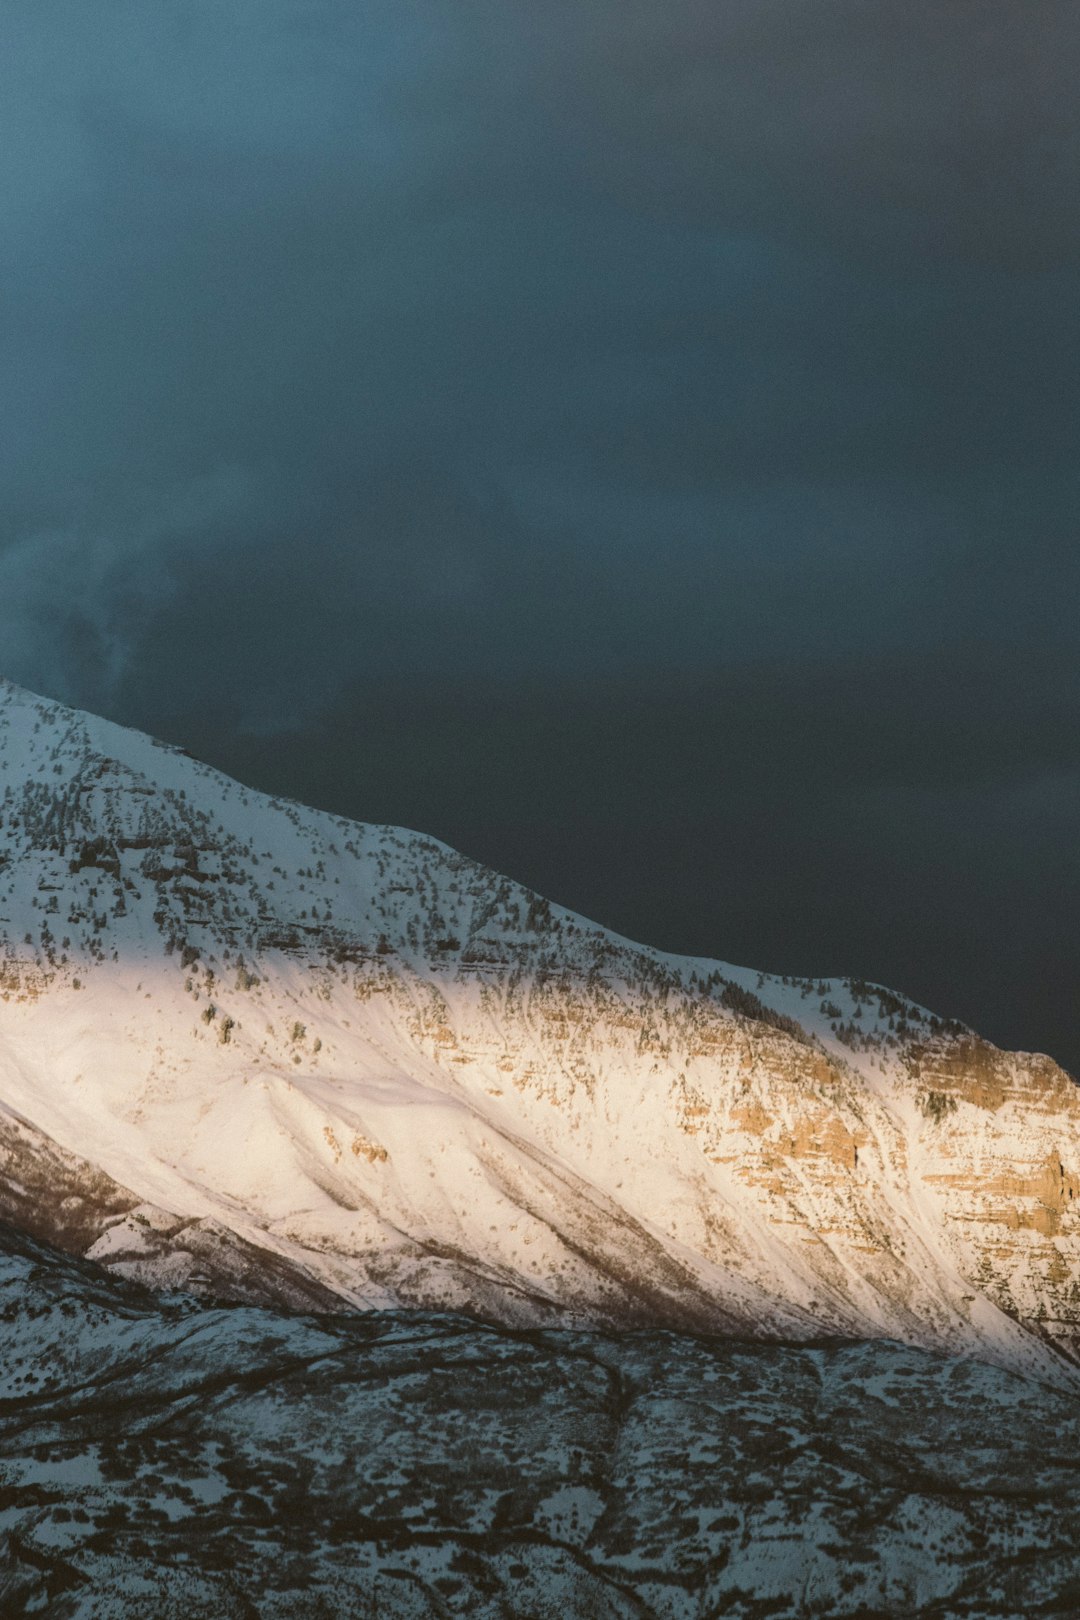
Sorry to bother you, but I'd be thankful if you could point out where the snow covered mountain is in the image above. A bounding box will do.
[1,677,1078,1384]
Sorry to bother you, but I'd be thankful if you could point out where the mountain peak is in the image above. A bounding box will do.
[0,684,1077,1385]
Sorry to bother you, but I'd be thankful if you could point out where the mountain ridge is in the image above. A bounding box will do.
[0,676,1078,1387]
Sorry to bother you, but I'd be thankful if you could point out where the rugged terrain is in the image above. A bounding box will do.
[0,677,1078,1385]
[3,678,1080,1615]
[4,1220,1080,1619]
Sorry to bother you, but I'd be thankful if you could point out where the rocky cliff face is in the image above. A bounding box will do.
[0,678,1077,1383]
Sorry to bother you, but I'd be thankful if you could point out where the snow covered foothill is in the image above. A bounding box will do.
[0,1221,1078,1618]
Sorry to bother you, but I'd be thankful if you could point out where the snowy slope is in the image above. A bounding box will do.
[1,677,1078,1382]
[3,1221,1080,1619]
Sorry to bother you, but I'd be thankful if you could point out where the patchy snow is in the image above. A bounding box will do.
[0,1225,1077,1617]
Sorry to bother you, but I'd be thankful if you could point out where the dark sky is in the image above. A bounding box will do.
[3,2,1078,1071]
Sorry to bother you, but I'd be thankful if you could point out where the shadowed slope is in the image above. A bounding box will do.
[2,1222,1080,1618]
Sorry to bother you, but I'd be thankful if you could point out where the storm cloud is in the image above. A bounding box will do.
[2,2,1078,1067]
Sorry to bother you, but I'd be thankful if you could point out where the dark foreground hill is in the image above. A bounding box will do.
[2,1222,1080,1619]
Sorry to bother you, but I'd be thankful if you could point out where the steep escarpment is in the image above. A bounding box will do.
[0,677,1077,1383]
